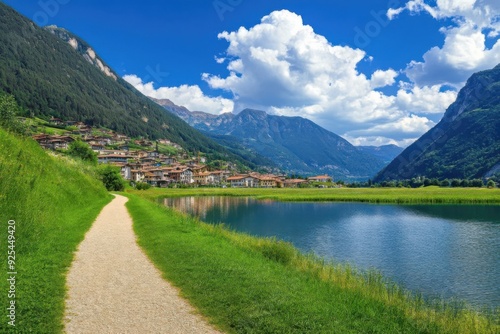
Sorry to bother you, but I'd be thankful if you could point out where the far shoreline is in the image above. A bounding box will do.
[127,186,500,205]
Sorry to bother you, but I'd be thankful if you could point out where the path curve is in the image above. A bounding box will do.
[64,194,221,334]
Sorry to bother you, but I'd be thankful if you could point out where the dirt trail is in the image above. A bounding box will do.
[64,194,221,334]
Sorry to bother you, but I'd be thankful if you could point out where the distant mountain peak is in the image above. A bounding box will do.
[151,97,189,110]
[158,99,387,180]
[44,25,117,80]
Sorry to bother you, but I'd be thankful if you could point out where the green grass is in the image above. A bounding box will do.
[128,186,500,204]
[0,129,112,333]
[126,193,499,334]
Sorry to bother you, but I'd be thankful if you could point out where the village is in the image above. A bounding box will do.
[31,118,333,188]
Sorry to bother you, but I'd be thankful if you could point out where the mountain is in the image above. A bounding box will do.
[357,145,403,164]
[44,25,118,80]
[375,64,500,181]
[157,99,387,180]
[0,3,257,167]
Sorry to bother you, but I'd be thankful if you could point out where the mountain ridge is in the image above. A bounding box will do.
[156,99,388,180]
[375,65,500,181]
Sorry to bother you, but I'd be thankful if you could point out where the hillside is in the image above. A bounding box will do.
[0,126,111,332]
[157,99,387,180]
[375,64,500,181]
[0,3,256,167]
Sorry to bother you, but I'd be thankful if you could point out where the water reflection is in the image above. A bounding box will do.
[162,197,500,310]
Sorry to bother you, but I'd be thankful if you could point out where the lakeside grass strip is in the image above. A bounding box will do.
[0,129,112,333]
[126,194,499,334]
[129,187,500,205]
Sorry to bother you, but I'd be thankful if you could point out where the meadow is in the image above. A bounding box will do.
[126,191,500,333]
[0,129,111,333]
[129,186,500,204]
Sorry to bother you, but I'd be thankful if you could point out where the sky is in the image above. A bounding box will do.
[3,0,500,147]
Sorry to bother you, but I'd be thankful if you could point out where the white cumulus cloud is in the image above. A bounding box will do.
[123,74,234,115]
[396,84,458,113]
[370,69,399,89]
[201,9,455,146]
[388,0,500,87]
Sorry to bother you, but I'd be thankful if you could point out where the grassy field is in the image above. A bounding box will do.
[126,193,499,334]
[128,186,500,204]
[0,129,112,333]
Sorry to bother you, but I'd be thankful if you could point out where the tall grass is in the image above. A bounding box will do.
[0,129,111,333]
[129,186,500,204]
[126,194,499,333]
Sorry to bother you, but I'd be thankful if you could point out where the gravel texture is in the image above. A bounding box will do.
[64,195,221,334]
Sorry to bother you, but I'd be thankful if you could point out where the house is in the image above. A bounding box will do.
[120,165,132,180]
[49,117,64,126]
[164,157,177,165]
[190,165,208,174]
[194,171,213,185]
[210,171,229,184]
[89,142,105,151]
[46,136,75,150]
[148,151,160,159]
[131,170,146,183]
[98,154,133,164]
[227,175,260,188]
[32,134,52,148]
[283,179,308,188]
[158,139,172,145]
[93,136,113,146]
[144,171,166,187]
[258,176,280,188]
[139,157,157,165]
[307,175,333,183]
[168,168,193,184]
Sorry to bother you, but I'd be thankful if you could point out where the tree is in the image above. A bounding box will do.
[470,179,484,187]
[440,179,450,187]
[98,165,124,191]
[487,179,496,188]
[67,140,97,164]
[0,93,27,135]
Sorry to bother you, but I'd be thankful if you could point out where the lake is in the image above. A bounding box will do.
[161,196,500,310]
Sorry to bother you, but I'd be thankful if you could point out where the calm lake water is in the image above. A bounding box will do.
[162,196,500,310]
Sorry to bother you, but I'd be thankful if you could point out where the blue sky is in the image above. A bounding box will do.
[4,0,500,146]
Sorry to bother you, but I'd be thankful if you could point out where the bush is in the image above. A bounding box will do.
[470,179,484,187]
[134,182,152,190]
[98,165,124,191]
[440,179,450,187]
[486,179,496,188]
[460,179,470,187]
[67,140,97,164]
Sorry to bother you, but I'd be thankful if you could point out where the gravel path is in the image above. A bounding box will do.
[64,195,221,334]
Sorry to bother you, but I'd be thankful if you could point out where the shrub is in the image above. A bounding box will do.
[67,140,97,164]
[98,165,124,191]
[440,179,450,187]
[135,182,152,190]
[470,179,484,187]
[486,179,496,188]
